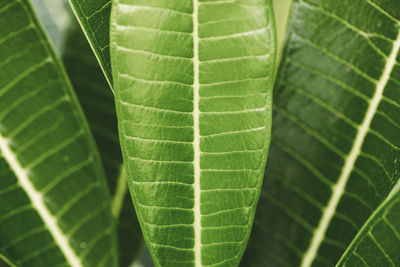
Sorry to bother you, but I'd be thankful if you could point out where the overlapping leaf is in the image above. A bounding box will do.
[110,0,276,266]
[244,0,400,266]
[68,0,113,87]
[63,23,143,267]
[0,0,117,266]
[337,187,400,266]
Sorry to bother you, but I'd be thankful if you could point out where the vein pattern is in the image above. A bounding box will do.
[244,1,400,266]
[0,1,117,266]
[110,0,275,266]
[62,23,142,266]
[68,0,113,87]
[302,28,400,267]
[337,188,400,267]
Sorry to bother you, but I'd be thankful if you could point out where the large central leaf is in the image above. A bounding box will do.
[110,0,276,266]
[244,0,400,266]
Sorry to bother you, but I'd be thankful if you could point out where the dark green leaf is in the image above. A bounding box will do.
[337,188,400,266]
[0,1,117,266]
[110,0,276,266]
[62,23,143,267]
[68,0,112,87]
[244,0,400,266]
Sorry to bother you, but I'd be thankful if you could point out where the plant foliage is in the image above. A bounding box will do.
[244,0,400,266]
[1,0,400,267]
[109,0,276,265]
[0,1,117,266]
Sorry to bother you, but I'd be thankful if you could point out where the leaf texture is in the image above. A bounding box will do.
[110,0,276,266]
[244,0,400,266]
[68,0,113,87]
[62,23,143,266]
[0,1,117,266]
[336,188,400,267]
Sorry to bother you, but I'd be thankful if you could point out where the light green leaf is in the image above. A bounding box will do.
[336,188,400,266]
[244,0,400,266]
[0,0,117,266]
[110,0,276,266]
[62,22,143,267]
[68,0,113,87]
[272,0,293,67]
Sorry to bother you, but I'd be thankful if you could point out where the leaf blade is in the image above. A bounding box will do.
[244,0,400,266]
[0,1,117,266]
[68,0,113,88]
[62,22,143,267]
[337,188,400,267]
[110,0,276,266]
[302,26,400,267]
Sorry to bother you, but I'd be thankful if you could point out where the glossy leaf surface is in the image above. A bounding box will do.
[110,0,276,266]
[244,0,400,266]
[68,0,113,86]
[0,1,117,266]
[337,188,400,267]
[63,23,143,267]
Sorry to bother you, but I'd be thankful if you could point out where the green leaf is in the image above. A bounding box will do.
[244,0,400,266]
[68,0,113,88]
[110,0,276,266]
[0,255,13,267]
[0,1,117,266]
[336,188,400,266]
[62,23,143,267]
[272,0,293,67]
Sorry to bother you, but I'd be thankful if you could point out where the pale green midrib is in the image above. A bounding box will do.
[111,2,274,266]
[29,0,109,202]
[387,176,400,200]
[300,30,400,267]
[0,134,82,267]
[0,1,115,265]
[192,0,201,266]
